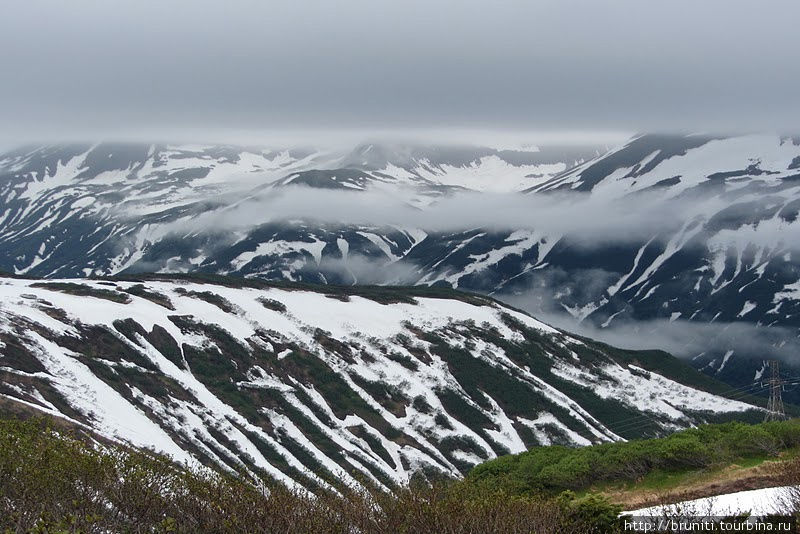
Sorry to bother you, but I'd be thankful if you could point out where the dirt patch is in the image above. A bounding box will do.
[607,459,789,509]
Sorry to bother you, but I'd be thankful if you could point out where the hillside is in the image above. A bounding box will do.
[466,419,800,510]
[2,415,796,533]
[0,141,593,279]
[0,274,762,491]
[0,415,627,534]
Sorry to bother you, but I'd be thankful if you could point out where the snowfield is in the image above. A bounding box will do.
[627,485,797,517]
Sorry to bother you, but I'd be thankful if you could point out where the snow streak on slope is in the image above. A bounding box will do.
[366,135,800,372]
[0,276,757,490]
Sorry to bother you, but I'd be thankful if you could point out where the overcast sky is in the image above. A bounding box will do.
[1,0,799,147]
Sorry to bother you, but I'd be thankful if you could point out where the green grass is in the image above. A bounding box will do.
[572,447,800,503]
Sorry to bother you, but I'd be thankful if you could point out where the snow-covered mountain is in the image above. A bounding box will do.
[2,135,800,393]
[0,141,595,277]
[408,134,800,325]
[410,134,800,395]
[504,134,800,387]
[0,275,759,490]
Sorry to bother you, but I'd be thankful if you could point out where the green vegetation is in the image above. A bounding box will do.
[103,272,495,307]
[467,419,800,495]
[123,283,175,309]
[174,288,236,312]
[0,416,624,533]
[281,350,402,440]
[30,282,131,304]
[257,296,287,312]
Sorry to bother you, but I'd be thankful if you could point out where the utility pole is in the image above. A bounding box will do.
[763,359,786,422]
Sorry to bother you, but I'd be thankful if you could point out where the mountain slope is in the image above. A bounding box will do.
[0,274,759,490]
[5,136,799,332]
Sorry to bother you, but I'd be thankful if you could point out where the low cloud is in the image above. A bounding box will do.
[108,182,800,369]
[317,254,422,286]
[574,317,798,364]
[136,184,800,253]
[503,288,800,367]
[498,266,800,368]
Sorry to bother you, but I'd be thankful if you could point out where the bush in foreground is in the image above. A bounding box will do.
[0,417,623,533]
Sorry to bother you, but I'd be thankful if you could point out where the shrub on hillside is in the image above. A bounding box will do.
[468,419,800,495]
[0,416,610,533]
[654,434,711,468]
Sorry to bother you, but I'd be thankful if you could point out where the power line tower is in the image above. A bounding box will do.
[762,359,786,422]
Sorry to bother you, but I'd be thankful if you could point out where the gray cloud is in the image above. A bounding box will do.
[502,286,800,367]
[560,315,800,367]
[1,0,799,147]
[145,185,800,253]
[317,254,423,286]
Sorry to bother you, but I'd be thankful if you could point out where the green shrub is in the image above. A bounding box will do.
[655,434,711,468]
[124,283,176,309]
[257,296,287,312]
[0,416,612,533]
[557,491,624,533]
[31,282,131,303]
[467,419,800,496]
[15,414,784,532]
